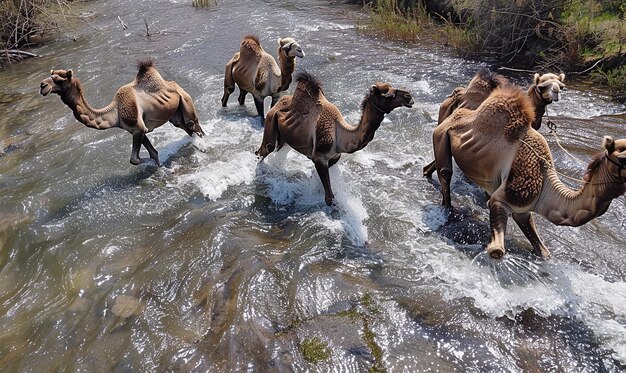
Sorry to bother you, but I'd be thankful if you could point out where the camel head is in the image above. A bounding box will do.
[368,83,414,113]
[278,37,305,58]
[601,136,626,182]
[533,72,565,103]
[40,69,74,96]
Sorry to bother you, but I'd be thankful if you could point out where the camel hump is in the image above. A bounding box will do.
[136,59,155,78]
[480,86,536,141]
[462,68,510,108]
[240,35,263,56]
[292,71,323,102]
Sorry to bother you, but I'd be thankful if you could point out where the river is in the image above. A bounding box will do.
[0,0,625,371]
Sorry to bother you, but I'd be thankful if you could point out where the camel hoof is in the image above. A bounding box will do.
[535,248,551,259]
[487,247,505,259]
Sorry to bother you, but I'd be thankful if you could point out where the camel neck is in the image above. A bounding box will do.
[338,99,385,154]
[277,51,296,91]
[528,85,550,130]
[61,81,118,130]
[537,157,625,226]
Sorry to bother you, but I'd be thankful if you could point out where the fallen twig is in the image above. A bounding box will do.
[117,15,128,30]
[2,49,39,58]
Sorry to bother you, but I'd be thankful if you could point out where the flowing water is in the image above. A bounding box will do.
[1,0,625,371]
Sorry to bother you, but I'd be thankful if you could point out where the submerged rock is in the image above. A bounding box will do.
[111,295,143,318]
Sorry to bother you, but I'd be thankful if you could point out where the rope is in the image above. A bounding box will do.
[544,107,587,166]
[516,137,623,186]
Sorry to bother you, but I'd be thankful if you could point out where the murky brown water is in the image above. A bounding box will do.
[1,0,625,371]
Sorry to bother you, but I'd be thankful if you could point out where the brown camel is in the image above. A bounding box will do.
[256,72,414,205]
[432,86,626,259]
[423,69,565,177]
[40,60,204,166]
[221,35,305,117]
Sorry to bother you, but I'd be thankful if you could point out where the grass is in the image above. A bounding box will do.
[355,0,626,101]
[356,0,424,41]
[299,337,331,365]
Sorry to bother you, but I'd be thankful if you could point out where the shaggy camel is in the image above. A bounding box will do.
[432,86,626,259]
[256,72,414,205]
[40,60,204,166]
[423,69,565,177]
[221,35,305,117]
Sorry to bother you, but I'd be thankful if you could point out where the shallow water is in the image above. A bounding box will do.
[0,0,625,371]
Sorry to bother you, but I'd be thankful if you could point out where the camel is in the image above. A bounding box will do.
[221,35,305,117]
[423,69,565,177]
[39,60,204,166]
[256,72,414,205]
[432,86,626,259]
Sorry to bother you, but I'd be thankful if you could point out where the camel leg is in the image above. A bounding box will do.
[329,154,341,168]
[433,129,453,207]
[221,54,238,107]
[486,196,510,259]
[255,110,278,158]
[238,89,248,106]
[314,159,334,206]
[130,132,144,165]
[253,96,264,117]
[141,135,160,166]
[512,212,550,258]
[176,88,204,137]
[222,85,235,107]
[270,95,280,108]
[423,160,436,178]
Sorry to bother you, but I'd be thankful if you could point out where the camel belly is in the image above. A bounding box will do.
[137,91,180,131]
[233,64,257,93]
[449,128,515,193]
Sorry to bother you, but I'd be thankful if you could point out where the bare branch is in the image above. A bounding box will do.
[117,15,128,30]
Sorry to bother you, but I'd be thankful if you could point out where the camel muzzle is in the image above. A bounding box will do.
[40,82,52,96]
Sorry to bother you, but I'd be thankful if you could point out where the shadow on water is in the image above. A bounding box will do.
[428,204,566,286]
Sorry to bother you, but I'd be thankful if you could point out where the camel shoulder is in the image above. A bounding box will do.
[505,131,552,206]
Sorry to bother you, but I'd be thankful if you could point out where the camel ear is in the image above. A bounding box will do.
[66,69,73,80]
[603,136,615,153]
[50,69,54,75]
[533,73,541,85]
[370,85,380,95]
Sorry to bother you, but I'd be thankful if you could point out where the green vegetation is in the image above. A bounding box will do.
[356,0,626,101]
[0,0,73,67]
[298,337,332,364]
[191,0,217,7]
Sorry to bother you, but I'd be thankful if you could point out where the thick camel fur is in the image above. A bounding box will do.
[256,72,414,205]
[221,35,304,117]
[424,69,565,177]
[40,60,204,166]
[432,86,626,259]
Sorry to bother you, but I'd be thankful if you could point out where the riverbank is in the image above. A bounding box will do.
[0,0,85,67]
[354,0,626,102]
